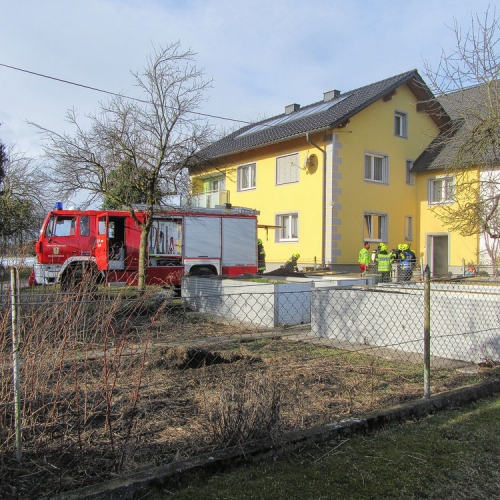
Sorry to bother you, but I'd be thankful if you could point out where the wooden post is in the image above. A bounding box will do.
[423,264,431,399]
[11,267,22,460]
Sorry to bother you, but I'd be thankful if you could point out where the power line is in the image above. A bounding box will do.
[0,62,251,125]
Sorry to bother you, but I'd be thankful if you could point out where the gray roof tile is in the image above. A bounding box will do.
[199,69,440,160]
[413,82,500,171]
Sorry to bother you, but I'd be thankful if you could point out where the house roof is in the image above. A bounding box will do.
[412,82,500,172]
[198,69,448,162]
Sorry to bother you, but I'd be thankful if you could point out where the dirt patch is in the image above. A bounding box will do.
[151,346,251,369]
[263,268,309,277]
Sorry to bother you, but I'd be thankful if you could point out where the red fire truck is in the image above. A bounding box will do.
[31,204,260,291]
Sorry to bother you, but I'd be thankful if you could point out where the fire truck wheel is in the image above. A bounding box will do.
[61,263,100,292]
[190,266,216,276]
[61,267,81,291]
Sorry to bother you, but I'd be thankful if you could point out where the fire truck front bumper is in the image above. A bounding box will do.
[33,263,62,285]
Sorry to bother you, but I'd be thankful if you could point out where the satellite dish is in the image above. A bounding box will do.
[305,153,318,174]
[303,151,310,170]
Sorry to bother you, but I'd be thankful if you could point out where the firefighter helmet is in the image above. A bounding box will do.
[257,238,262,245]
[379,243,388,252]
[293,253,300,259]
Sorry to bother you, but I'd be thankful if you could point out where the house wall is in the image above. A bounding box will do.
[416,169,479,270]
[329,83,439,265]
[194,138,325,266]
[191,83,441,268]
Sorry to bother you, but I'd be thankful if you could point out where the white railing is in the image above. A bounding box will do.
[181,190,230,208]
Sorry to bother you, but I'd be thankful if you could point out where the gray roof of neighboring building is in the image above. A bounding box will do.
[413,82,500,172]
[198,69,447,162]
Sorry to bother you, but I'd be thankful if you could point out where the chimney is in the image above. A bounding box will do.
[285,103,301,114]
[323,89,341,102]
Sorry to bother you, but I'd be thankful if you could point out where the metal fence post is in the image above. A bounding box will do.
[11,267,22,460]
[423,264,431,399]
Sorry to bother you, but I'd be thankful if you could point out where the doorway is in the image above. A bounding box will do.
[427,234,449,277]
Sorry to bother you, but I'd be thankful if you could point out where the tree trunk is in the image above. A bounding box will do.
[138,227,149,291]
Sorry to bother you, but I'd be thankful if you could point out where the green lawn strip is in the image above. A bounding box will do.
[160,395,500,499]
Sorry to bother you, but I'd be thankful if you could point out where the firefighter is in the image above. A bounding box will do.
[407,244,417,270]
[284,253,300,273]
[257,238,266,274]
[358,242,371,276]
[391,244,403,281]
[400,243,413,281]
[376,243,394,283]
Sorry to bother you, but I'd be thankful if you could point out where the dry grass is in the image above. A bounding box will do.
[0,284,492,498]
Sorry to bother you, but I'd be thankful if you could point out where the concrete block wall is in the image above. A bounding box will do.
[311,284,500,363]
[182,277,311,327]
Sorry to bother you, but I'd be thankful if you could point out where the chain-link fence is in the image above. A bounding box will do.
[0,268,498,497]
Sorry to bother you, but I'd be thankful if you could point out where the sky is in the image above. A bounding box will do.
[0,0,495,174]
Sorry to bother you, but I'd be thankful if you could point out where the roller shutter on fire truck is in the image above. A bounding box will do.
[183,215,257,275]
[221,218,257,266]
[184,217,221,258]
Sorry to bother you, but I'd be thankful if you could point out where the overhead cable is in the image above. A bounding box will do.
[0,62,251,124]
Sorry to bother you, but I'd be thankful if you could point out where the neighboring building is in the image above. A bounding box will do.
[413,82,500,276]
[190,70,449,271]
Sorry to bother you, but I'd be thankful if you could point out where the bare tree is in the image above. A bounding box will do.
[423,7,500,271]
[31,42,214,289]
[0,146,53,255]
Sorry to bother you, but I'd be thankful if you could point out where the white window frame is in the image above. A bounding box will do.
[395,110,408,138]
[428,176,455,204]
[276,153,300,185]
[364,152,389,184]
[237,162,256,191]
[276,212,299,242]
[406,160,414,185]
[363,212,388,243]
[404,215,414,241]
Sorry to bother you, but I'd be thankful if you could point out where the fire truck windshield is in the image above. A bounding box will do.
[46,216,76,237]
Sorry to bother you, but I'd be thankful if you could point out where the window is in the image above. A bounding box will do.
[364,153,388,183]
[80,216,90,237]
[406,160,414,185]
[45,216,76,237]
[404,216,413,241]
[237,163,256,191]
[428,176,455,204]
[276,213,298,241]
[276,153,300,185]
[363,213,388,242]
[395,111,408,138]
[205,177,225,192]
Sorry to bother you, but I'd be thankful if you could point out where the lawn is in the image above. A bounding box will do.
[155,393,500,499]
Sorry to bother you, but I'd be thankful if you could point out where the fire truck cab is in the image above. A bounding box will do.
[32,204,260,290]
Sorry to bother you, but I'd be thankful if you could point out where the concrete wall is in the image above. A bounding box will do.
[311,283,500,363]
[183,277,500,364]
[182,277,312,327]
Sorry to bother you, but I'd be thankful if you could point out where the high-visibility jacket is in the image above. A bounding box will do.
[376,252,393,272]
[358,247,370,265]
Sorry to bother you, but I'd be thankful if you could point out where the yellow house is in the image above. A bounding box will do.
[191,70,449,272]
[413,82,499,276]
